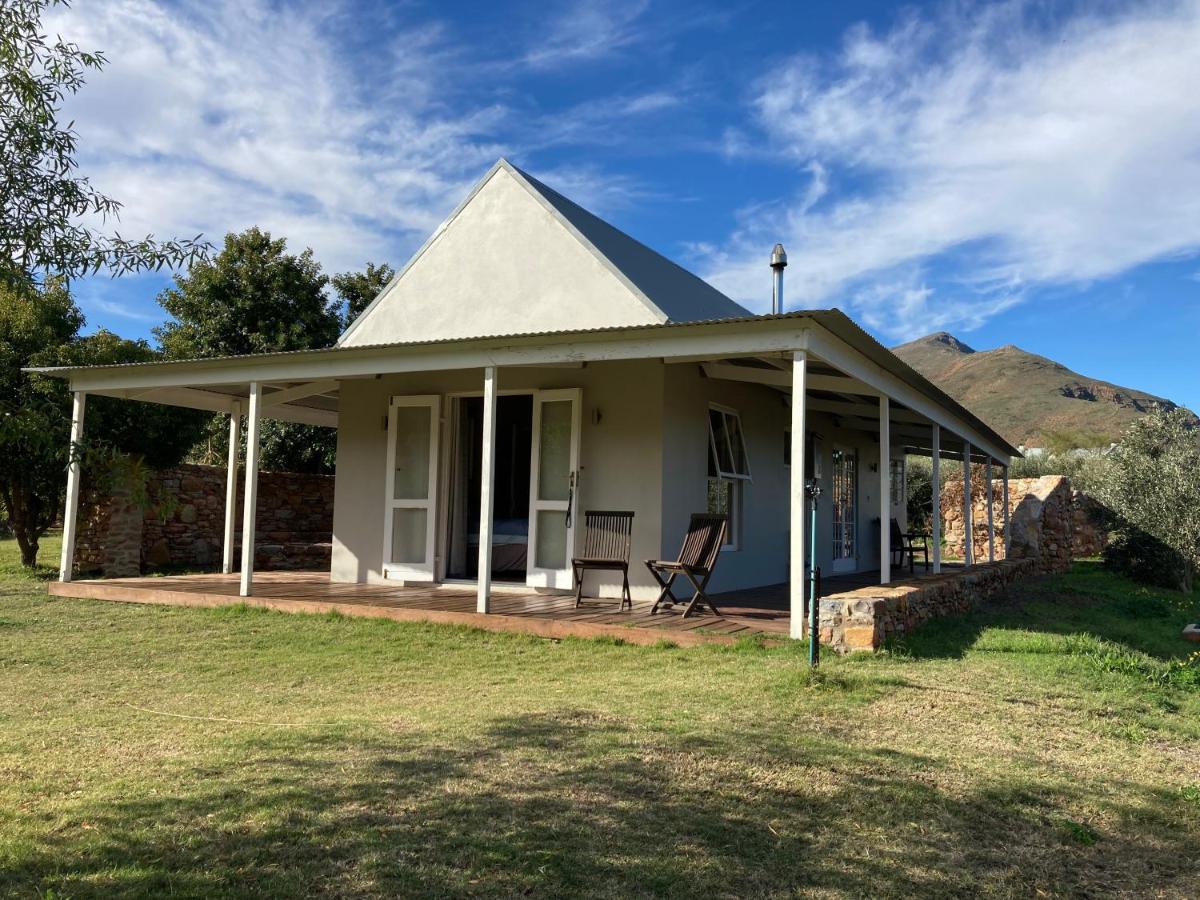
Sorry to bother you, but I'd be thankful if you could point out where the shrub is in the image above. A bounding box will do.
[1102,522,1191,592]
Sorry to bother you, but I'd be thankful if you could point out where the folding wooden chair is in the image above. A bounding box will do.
[646,513,728,618]
[891,518,930,573]
[572,511,635,610]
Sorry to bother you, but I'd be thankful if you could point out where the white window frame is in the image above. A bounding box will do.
[706,404,749,550]
[707,404,751,481]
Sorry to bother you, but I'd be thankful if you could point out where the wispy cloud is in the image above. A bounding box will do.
[50,0,508,278]
[521,0,652,69]
[703,1,1200,338]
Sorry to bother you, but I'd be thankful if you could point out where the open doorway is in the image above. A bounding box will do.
[445,394,533,582]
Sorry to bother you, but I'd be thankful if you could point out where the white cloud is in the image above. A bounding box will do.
[703,1,1200,339]
[51,0,507,278]
[521,0,651,69]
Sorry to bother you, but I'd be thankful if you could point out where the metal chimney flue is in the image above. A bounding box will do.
[770,243,787,315]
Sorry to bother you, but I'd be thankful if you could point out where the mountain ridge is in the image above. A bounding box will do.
[891,332,1198,447]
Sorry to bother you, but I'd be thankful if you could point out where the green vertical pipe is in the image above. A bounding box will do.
[808,485,820,667]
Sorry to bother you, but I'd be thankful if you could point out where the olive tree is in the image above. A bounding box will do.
[1090,410,1199,592]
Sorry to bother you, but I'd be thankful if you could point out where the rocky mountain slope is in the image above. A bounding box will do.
[891,332,1198,447]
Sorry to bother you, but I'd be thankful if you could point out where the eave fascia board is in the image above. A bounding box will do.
[50,320,816,394]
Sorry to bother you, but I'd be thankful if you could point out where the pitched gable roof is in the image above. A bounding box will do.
[338,159,750,348]
[513,165,751,324]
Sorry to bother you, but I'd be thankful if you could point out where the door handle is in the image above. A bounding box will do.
[565,470,576,528]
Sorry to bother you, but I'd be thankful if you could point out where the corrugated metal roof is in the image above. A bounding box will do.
[29,309,818,373]
[26,307,1021,458]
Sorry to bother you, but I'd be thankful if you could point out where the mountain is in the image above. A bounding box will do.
[891,332,1199,447]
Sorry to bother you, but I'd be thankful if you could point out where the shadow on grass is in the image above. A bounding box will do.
[892,561,1200,663]
[3,709,1195,899]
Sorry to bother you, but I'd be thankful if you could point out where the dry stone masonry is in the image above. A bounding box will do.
[941,474,1106,572]
[818,474,1106,653]
[76,463,334,577]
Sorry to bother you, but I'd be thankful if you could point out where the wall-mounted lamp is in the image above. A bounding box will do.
[590,407,603,426]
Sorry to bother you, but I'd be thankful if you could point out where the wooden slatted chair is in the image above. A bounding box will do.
[646,513,728,618]
[572,511,635,610]
[891,518,930,573]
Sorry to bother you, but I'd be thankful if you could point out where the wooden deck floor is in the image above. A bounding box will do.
[48,572,793,648]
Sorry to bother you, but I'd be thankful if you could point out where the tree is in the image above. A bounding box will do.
[333,261,394,330]
[1090,410,1199,592]
[158,228,342,473]
[1,0,206,286]
[0,278,203,568]
[157,228,339,357]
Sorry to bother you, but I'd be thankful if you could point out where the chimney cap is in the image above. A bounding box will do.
[770,243,788,269]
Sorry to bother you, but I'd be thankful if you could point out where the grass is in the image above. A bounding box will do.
[2,542,1199,898]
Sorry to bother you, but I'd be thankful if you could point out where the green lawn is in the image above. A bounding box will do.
[2,538,1198,898]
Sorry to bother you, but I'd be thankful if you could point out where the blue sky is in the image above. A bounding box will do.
[56,0,1200,410]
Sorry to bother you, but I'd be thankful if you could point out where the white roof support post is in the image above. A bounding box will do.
[879,395,891,585]
[963,441,973,567]
[986,460,995,563]
[789,351,808,640]
[58,391,87,583]
[477,366,498,613]
[221,402,242,575]
[239,383,262,597]
[931,424,941,574]
[1002,465,1011,557]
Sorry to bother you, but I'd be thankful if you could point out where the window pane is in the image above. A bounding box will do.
[537,400,572,502]
[726,413,748,475]
[392,405,431,500]
[890,459,905,507]
[708,408,734,474]
[832,449,857,559]
[707,478,735,546]
[707,477,730,515]
[391,507,427,564]
[535,509,567,569]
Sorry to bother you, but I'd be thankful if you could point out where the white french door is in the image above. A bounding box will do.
[831,445,858,574]
[525,389,582,589]
[382,395,440,582]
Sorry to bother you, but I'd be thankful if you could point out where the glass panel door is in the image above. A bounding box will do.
[382,395,440,581]
[831,446,857,574]
[526,388,581,589]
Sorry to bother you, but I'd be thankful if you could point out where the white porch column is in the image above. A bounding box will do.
[789,350,808,640]
[986,459,995,562]
[239,383,262,597]
[477,365,498,614]
[1002,464,1011,557]
[962,441,973,567]
[931,424,941,574]
[221,402,241,575]
[879,395,890,584]
[58,391,87,583]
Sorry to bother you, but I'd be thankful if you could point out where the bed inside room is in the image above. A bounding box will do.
[445,394,533,582]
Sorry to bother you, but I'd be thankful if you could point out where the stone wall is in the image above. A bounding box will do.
[817,558,1038,653]
[940,475,1106,573]
[76,463,335,577]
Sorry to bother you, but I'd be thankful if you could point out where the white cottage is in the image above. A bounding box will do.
[38,160,1021,647]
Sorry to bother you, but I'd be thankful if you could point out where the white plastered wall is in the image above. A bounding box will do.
[660,365,897,594]
[339,167,662,347]
[330,360,666,600]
